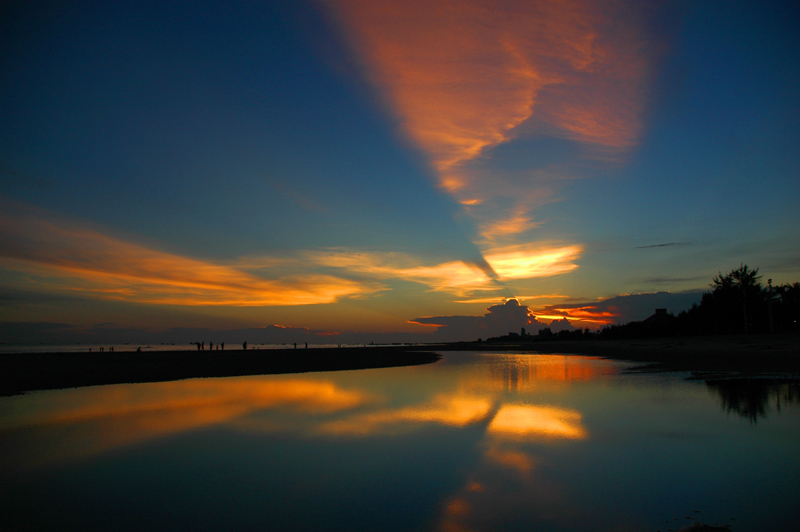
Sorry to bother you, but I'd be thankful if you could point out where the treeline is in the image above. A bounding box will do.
[484,265,799,343]
[598,265,799,339]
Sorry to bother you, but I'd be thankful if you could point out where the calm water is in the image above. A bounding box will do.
[1,352,798,531]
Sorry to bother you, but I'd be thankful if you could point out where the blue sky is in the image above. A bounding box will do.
[1,0,799,344]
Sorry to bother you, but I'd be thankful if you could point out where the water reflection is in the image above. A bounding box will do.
[318,393,494,435]
[483,354,617,394]
[2,353,799,532]
[488,404,587,440]
[0,377,374,470]
[706,378,800,423]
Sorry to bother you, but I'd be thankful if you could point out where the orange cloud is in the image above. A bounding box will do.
[480,210,542,240]
[320,0,651,190]
[487,243,581,280]
[0,209,382,306]
[306,244,581,294]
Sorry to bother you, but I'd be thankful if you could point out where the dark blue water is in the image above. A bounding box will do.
[1,352,798,531]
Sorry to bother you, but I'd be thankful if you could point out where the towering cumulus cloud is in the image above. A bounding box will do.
[319,0,651,204]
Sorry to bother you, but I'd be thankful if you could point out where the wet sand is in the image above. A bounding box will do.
[0,347,441,396]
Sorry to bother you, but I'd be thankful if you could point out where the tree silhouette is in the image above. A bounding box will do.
[774,282,800,333]
[703,264,765,335]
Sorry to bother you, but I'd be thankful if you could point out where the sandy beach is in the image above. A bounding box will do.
[0,346,441,396]
[2,334,798,395]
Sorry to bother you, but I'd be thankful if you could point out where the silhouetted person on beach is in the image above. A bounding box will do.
[293,342,297,349]
[305,342,308,349]
[201,341,205,351]
[210,341,213,351]
[197,342,201,351]
[243,341,247,350]
[221,342,224,351]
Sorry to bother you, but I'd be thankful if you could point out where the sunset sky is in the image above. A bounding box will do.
[1,0,799,344]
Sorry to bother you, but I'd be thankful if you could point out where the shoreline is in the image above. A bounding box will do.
[435,334,800,376]
[0,347,441,396]
[2,334,798,395]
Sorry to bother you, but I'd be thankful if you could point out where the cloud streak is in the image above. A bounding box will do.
[320,0,652,201]
[0,204,580,308]
[306,243,581,295]
[0,207,381,306]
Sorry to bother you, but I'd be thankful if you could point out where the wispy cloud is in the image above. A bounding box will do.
[0,204,581,307]
[320,0,652,212]
[0,207,382,306]
[305,242,582,295]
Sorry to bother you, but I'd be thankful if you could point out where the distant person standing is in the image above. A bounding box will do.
[221,342,224,351]
[209,341,213,351]
[243,341,247,350]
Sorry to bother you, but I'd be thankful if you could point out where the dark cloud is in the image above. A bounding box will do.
[411,299,549,341]
[543,291,703,326]
[548,318,577,333]
[0,322,81,345]
[634,242,691,249]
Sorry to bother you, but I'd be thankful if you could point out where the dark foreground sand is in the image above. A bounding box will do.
[2,334,798,395]
[0,347,441,396]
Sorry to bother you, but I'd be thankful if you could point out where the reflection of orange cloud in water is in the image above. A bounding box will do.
[321,0,651,190]
[473,355,616,395]
[486,446,537,476]
[318,394,494,436]
[488,404,587,440]
[1,377,372,468]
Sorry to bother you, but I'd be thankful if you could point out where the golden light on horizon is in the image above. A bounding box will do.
[544,306,619,326]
